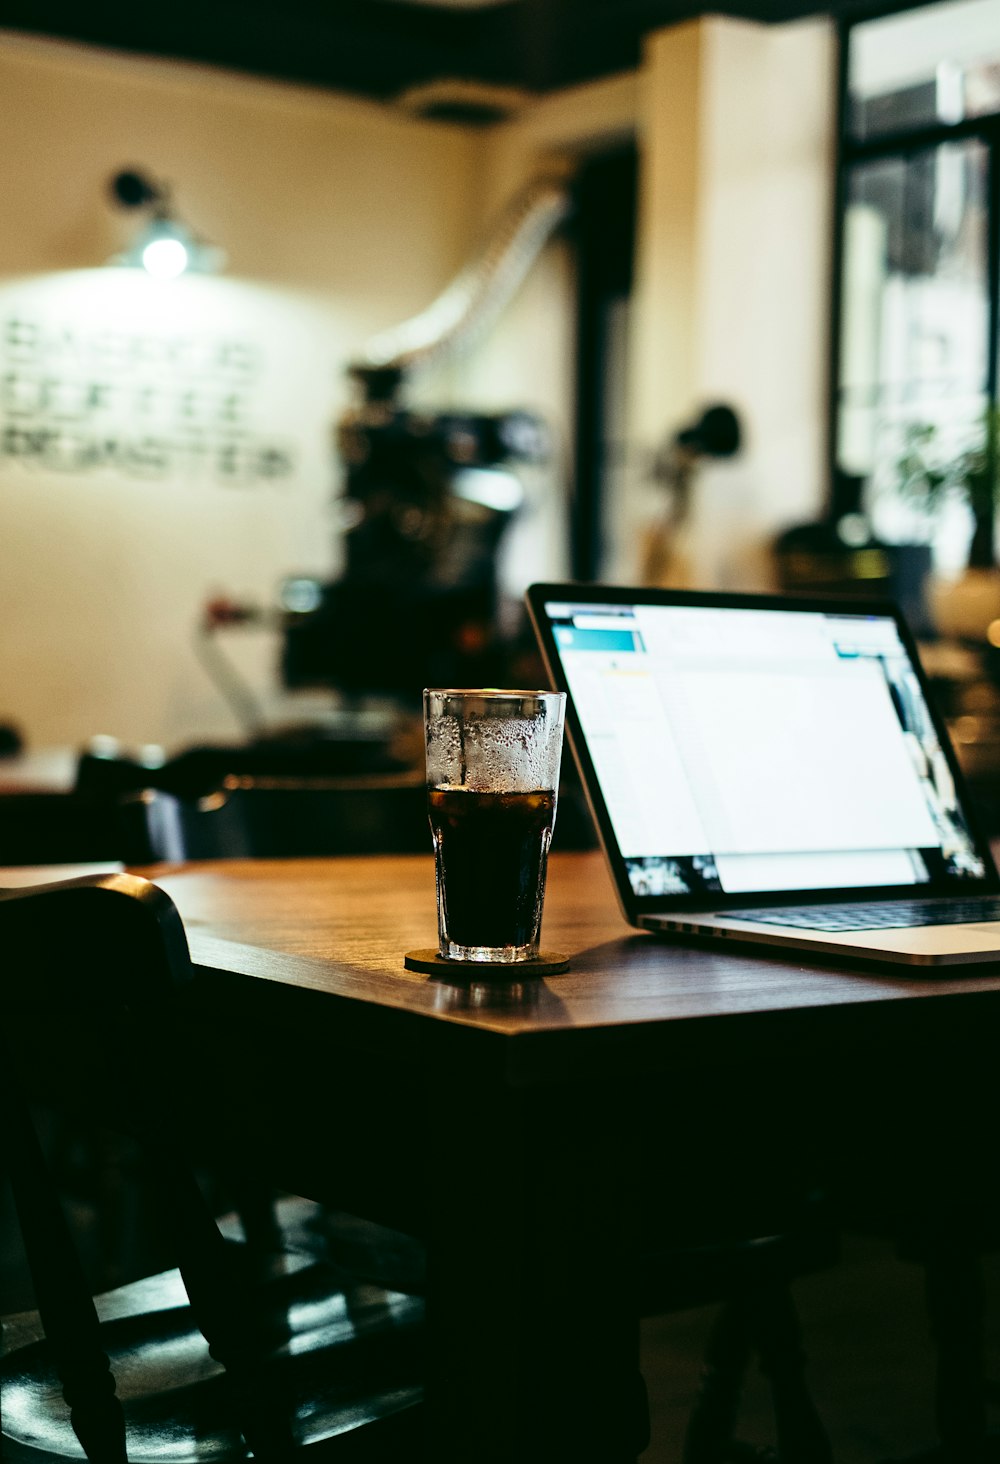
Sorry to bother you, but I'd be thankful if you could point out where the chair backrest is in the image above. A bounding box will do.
[119,776,432,862]
[0,874,300,1461]
[75,735,407,804]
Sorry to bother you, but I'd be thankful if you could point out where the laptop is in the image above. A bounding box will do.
[526,583,1000,968]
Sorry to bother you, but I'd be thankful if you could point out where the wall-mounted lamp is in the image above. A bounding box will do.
[108,169,225,279]
[640,402,744,584]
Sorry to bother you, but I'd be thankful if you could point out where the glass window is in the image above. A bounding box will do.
[848,0,1000,139]
[835,0,1000,572]
[838,139,990,554]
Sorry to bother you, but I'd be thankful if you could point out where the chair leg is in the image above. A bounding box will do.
[3,1085,128,1464]
[228,1177,285,1260]
[752,1284,832,1464]
[925,1246,989,1464]
[682,1297,753,1464]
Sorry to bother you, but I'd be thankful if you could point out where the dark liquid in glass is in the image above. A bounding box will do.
[428,786,556,950]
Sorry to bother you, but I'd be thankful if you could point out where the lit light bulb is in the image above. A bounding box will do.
[141,236,189,279]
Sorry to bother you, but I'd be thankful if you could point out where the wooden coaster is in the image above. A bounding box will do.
[404,948,570,977]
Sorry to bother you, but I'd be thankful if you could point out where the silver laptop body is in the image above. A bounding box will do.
[526,583,1000,968]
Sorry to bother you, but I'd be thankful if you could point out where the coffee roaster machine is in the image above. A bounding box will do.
[281,176,571,703]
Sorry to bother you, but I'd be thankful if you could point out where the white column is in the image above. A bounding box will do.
[621,15,837,589]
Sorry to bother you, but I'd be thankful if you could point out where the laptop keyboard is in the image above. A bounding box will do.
[730,897,1000,933]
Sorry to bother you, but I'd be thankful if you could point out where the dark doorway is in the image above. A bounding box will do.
[570,143,638,581]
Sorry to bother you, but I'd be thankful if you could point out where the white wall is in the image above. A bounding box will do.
[0,33,481,749]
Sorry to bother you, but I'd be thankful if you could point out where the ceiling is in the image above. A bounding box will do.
[1,0,879,118]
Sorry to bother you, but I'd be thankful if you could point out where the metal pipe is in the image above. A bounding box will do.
[351,173,572,380]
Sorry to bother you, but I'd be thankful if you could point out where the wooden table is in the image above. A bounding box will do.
[138,851,1000,1463]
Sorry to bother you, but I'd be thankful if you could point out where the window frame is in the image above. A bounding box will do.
[829,0,1000,526]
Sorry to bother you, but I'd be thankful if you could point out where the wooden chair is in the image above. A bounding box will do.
[118,777,432,862]
[640,1206,836,1464]
[0,873,424,1462]
[840,1114,1000,1464]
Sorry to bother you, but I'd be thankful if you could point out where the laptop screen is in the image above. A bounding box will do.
[535,593,990,901]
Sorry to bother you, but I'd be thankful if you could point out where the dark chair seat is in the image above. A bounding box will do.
[1,1257,422,1463]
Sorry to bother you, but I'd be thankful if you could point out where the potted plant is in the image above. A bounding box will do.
[896,407,1000,567]
[896,407,1000,637]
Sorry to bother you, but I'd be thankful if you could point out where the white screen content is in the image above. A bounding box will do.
[546,602,984,896]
